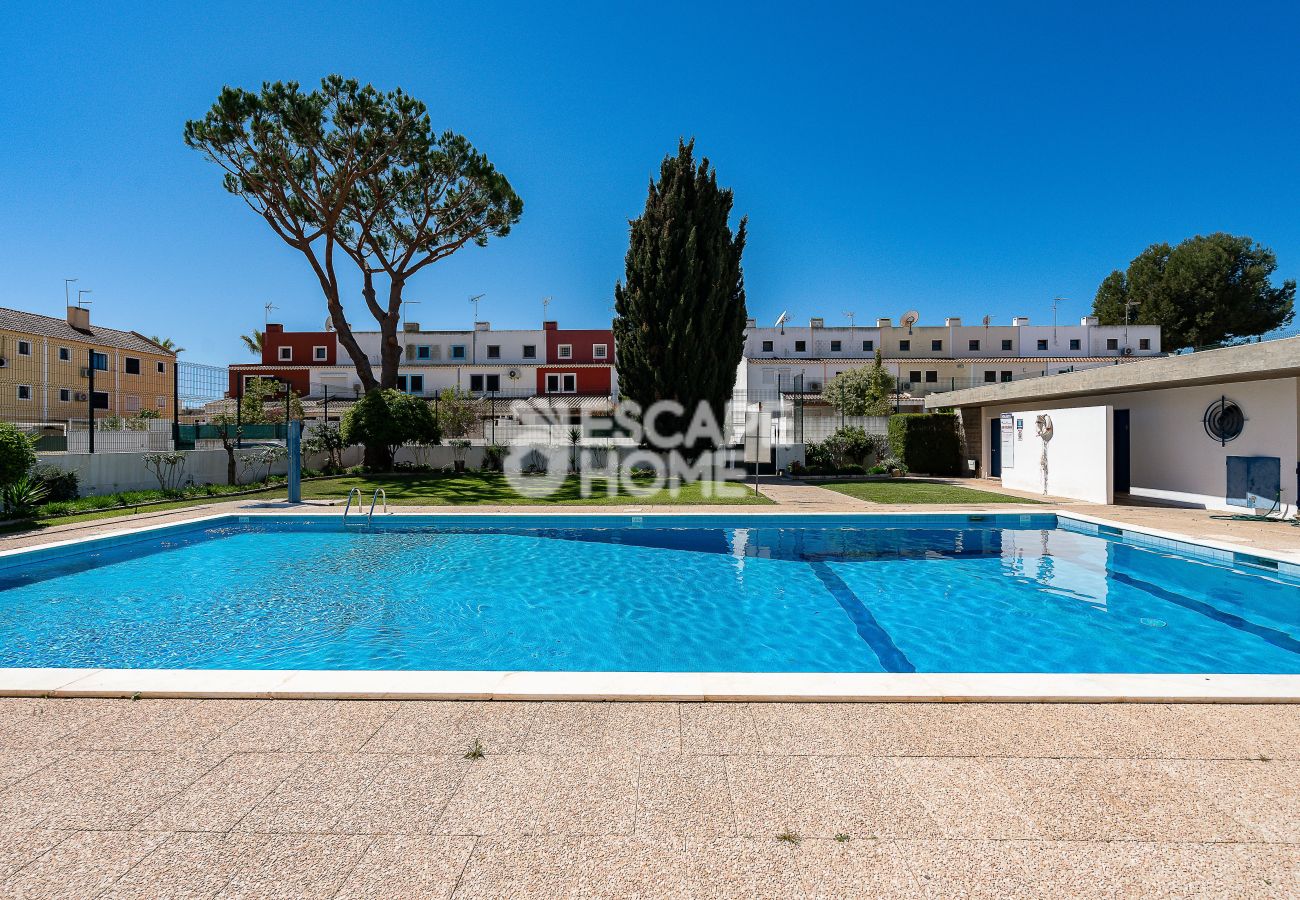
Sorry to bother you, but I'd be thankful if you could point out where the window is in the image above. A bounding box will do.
[761,340,773,352]
[156,395,166,409]
[59,388,72,402]
[1069,339,1081,351]
[16,385,31,400]
[1000,371,1013,382]
[157,361,166,374]
[861,340,874,351]
[125,394,141,412]
[908,370,921,384]
[830,340,842,352]
[931,340,943,352]
[557,344,572,359]
[899,340,910,351]
[17,341,30,356]
[1036,339,1048,351]
[123,356,140,374]
[1106,338,1119,351]
[416,345,432,360]
[1139,338,1151,350]
[58,347,70,361]
[1001,339,1013,351]
[486,345,501,360]
[984,371,997,383]
[592,344,608,359]
[91,391,109,409]
[969,339,980,351]
[469,374,501,392]
[278,346,293,361]
[794,340,806,352]
[925,370,938,383]
[522,345,537,359]
[396,375,425,394]
[546,373,577,393]
[91,351,108,371]
[450,344,467,360]
[313,346,327,361]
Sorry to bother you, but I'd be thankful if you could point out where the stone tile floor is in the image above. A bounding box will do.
[0,697,1295,897]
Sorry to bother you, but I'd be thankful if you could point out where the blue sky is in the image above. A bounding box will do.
[1,1,1297,363]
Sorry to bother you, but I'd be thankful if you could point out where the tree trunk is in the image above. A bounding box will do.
[225,448,237,485]
[362,442,392,471]
[379,278,405,389]
[320,274,379,392]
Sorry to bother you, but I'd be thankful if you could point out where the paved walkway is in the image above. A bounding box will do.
[0,697,1296,898]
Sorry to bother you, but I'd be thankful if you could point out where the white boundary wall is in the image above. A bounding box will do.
[997,405,1112,504]
[981,377,1300,511]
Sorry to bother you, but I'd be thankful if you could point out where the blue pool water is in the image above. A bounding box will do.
[1,514,1298,674]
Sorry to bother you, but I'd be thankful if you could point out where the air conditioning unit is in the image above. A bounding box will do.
[807,381,822,392]
[74,392,88,402]
[0,357,7,368]
[79,366,90,377]
[1121,347,1134,356]
[508,369,520,380]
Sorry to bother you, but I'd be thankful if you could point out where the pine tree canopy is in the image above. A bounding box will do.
[613,139,747,448]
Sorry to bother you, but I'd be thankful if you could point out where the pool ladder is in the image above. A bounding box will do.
[342,487,387,527]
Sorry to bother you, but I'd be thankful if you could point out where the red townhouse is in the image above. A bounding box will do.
[537,321,615,396]
[227,323,337,398]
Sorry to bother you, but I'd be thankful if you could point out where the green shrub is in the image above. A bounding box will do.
[887,413,963,475]
[342,389,439,470]
[32,465,79,501]
[0,422,35,486]
[1,476,48,517]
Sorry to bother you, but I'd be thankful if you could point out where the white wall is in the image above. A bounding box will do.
[997,405,1112,504]
[980,377,1300,511]
[37,448,293,495]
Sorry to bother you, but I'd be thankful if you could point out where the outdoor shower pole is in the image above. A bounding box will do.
[287,420,301,503]
[87,348,95,454]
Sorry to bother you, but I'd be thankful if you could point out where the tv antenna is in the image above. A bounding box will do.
[542,295,551,322]
[1051,297,1066,343]
[843,311,855,328]
[469,293,486,322]
[64,278,78,308]
[901,309,920,334]
[982,315,992,328]
[264,302,277,326]
[402,299,421,330]
[774,311,789,334]
[77,289,93,308]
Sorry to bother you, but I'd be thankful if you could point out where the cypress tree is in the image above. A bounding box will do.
[614,139,748,450]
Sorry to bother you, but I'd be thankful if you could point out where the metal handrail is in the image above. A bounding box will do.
[367,488,387,524]
[342,487,364,526]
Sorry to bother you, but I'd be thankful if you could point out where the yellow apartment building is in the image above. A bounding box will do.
[0,305,177,423]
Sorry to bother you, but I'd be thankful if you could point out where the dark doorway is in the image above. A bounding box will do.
[989,418,1002,477]
[1113,409,1130,493]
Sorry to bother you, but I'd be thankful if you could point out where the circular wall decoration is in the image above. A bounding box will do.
[1203,397,1245,445]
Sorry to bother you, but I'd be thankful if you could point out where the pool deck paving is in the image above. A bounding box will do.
[2,479,1300,895]
[0,697,1296,898]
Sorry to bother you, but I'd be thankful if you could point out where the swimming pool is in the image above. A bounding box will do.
[2,512,1298,679]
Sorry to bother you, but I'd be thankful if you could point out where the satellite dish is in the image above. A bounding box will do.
[774,311,789,328]
[324,318,335,332]
[901,310,920,332]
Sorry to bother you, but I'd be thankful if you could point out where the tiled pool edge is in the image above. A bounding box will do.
[2,668,1298,703]
[3,505,1300,703]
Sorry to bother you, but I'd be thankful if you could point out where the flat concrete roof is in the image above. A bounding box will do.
[924,336,1300,408]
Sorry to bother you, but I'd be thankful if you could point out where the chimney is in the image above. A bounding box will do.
[474,321,490,331]
[1011,316,1030,326]
[66,305,90,331]
[945,317,962,327]
[265,323,284,333]
[876,317,892,327]
[809,317,824,328]
[1081,315,1098,326]
[403,322,421,333]
[543,321,558,331]
[745,318,756,329]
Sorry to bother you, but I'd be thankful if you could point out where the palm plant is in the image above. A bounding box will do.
[150,336,185,354]
[240,329,264,356]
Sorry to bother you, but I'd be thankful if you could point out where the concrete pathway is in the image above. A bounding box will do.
[0,697,1296,898]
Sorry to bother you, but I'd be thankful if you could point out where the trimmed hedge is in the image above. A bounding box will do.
[887,413,964,475]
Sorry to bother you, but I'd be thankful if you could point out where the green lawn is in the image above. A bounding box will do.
[0,471,769,534]
[296,472,769,506]
[814,478,1040,504]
